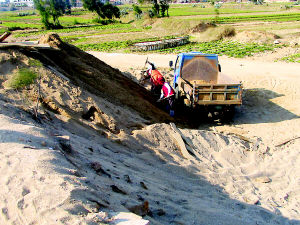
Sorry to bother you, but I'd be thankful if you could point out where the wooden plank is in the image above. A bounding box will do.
[196,100,242,105]
[0,32,11,42]
[196,89,239,93]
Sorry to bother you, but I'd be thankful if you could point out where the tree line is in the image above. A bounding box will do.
[34,0,171,30]
[33,0,120,29]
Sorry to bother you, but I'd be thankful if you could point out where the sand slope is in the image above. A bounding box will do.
[0,41,300,224]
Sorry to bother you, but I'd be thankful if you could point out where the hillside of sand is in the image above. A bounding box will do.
[0,35,300,225]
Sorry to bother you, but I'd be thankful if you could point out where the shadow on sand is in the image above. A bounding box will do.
[1,111,300,224]
[173,88,299,127]
[233,88,299,124]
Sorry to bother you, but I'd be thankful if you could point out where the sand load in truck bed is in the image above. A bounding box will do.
[181,56,219,84]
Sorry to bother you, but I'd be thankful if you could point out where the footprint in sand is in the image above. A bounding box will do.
[17,199,25,210]
[22,187,30,196]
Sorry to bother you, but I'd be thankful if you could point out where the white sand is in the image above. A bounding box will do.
[1,52,300,224]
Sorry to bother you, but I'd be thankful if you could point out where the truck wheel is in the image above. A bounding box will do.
[222,106,235,122]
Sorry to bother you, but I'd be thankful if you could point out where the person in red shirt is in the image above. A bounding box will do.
[143,61,165,97]
[158,81,175,117]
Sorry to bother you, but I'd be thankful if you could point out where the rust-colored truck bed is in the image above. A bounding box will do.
[195,83,242,105]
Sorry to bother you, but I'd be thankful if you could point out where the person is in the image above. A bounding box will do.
[158,81,175,117]
[143,61,165,98]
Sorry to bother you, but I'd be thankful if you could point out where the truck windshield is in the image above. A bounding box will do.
[181,56,218,84]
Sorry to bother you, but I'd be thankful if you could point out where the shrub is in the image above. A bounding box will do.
[28,59,43,67]
[7,68,38,89]
[8,26,23,31]
[92,18,115,25]
[148,9,155,18]
[280,53,300,63]
[120,8,129,17]
[73,19,80,25]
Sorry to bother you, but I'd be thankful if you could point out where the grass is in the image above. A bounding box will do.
[58,16,94,25]
[6,68,38,89]
[61,28,144,43]
[182,12,300,23]
[28,59,43,67]
[14,23,135,38]
[76,37,279,58]
[280,53,300,63]
[235,22,300,32]
[75,36,172,51]
[1,22,42,29]
[138,3,286,17]
[77,40,130,51]
[0,28,7,34]
[154,40,279,58]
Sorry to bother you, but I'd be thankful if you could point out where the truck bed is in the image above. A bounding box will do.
[194,83,242,105]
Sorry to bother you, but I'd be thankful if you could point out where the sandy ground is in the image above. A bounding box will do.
[1,50,300,224]
[88,52,300,146]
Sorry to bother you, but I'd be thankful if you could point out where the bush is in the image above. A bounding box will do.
[148,9,155,18]
[120,8,129,17]
[92,18,115,25]
[7,68,38,89]
[9,4,17,11]
[73,19,81,25]
[8,26,23,31]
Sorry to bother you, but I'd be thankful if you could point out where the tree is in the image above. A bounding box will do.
[33,0,67,29]
[82,0,120,21]
[132,4,142,19]
[71,0,77,7]
[65,0,71,14]
[160,0,169,17]
[152,0,160,16]
[102,2,120,19]
[250,0,264,5]
[49,0,65,26]
[9,3,17,11]
[143,0,170,18]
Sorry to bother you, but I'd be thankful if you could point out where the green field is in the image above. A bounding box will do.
[0,3,299,61]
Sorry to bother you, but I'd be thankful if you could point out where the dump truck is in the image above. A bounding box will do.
[169,52,242,119]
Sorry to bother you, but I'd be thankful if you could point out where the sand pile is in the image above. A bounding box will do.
[5,33,171,124]
[190,22,216,33]
[0,34,175,135]
[1,39,300,224]
[233,31,280,44]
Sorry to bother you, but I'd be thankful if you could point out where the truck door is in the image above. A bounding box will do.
[173,56,180,88]
[173,56,180,98]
